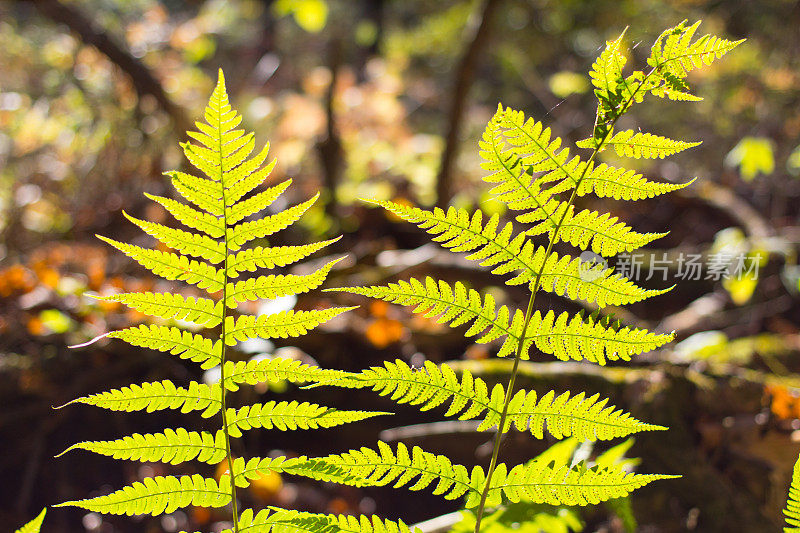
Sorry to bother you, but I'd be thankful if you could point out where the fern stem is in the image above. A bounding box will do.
[217,117,240,533]
[472,69,656,532]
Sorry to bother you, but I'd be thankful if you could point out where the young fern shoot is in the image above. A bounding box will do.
[54,72,384,531]
[331,20,741,531]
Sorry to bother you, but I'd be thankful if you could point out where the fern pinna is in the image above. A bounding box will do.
[330,21,741,530]
[55,71,385,531]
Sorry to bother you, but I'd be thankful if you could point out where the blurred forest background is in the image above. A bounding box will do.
[1,0,799,531]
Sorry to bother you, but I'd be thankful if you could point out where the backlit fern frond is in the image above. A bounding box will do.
[225,401,387,437]
[785,453,800,531]
[224,308,355,345]
[56,474,231,516]
[15,509,46,533]
[525,206,666,257]
[107,325,221,369]
[97,236,224,292]
[582,130,701,159]
[57,428,227,465]
[62,380,222,417]
[575,163,694,201]
[305,441,669,509]
[335,359,665,440]
[223,357,350,391]
[361,200,661,305]
[475,461,676,508]
[59,71,365,530]
[224,508,419,533]
[338,22,738,528]
[335,278,671,363]
[93,292,222,327]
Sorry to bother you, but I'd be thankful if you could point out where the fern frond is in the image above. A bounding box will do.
[526,207,667,257]
[93,292,222,327]
[56,474,230,516]
[333,278,522,357]
[335,277,671,362]
[478,110,562,213]
[318,441,477,501]
[144,193,224,238]
[227,237,341,277]
[649,20,743,80]
[526,310,673,364]
[589,29,628,106]
[224,307,355,345]
[223,357,350,391]
[226,178,291,225]
[108,325,221,369]
[15,509,46,533]
[168,170,223,216]
[227,194,320,251]
[63,380,220,417]
[58,428,227,465]
[337,359,665,440]
[785,453,800,531]
[225,401,388,437]
[123,211,226,264]
[575,163,694,201]
[504,246,668,307]
[231,456,372,489]
[226,156,278,205]
[476,461,676,508]
[581,130,701,159]
[366,201,662,305]
[97,236,223,292]
[225,258,342,309]
[229,509,418,533]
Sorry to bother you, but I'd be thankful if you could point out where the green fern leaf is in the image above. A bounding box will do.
[583,130,701,159]
[144,193,224,238]
[225,258,343,308]
[476,461,676,508]
[226,178,291,225]
[168,170,223,216]
[223,357,350,391]
[56,474,230,516]
[63,380,221,417]
[228,509,419,533]
[576,162,695,200]
[785,453,800,531]
[57,428,227,465]
[525,206,667,257]
[318,441,478,501]
[230,456,372,489]
[123,211,226,264]
[93,292,222,327]
[366,201,662,306]
[337,359,664,440]
[333,278,522,357]
[227,237,341,277]
[227,194,320,251]
[15,509,46,533]
[225,402,388,437]
[108,325,221,369]
[224,307,355,345]
[649,20,743,80]
[97,236,224,292]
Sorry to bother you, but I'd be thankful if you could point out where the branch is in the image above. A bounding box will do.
[30,0,191,135]
[435,0,501,208]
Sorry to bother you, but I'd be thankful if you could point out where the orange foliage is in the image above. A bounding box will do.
[765,384,800,420]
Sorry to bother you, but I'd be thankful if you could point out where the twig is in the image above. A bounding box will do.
[29,0,191,135]
[436,0,501,208]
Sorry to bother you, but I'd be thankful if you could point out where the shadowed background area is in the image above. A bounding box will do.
[1,0,799,531]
